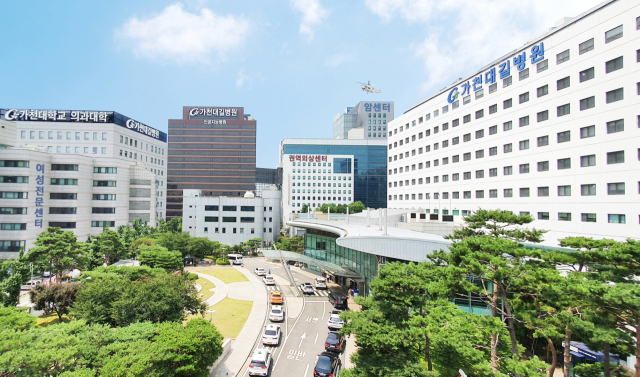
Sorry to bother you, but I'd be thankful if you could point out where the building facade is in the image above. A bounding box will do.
[0,109,167,222]
[333,101,394,140]
[255,167,282,197]
[0,146,156,259]
[182,188,281,245]
[167,107,257,219]
[387,0,640,240]
[279,138,388,215]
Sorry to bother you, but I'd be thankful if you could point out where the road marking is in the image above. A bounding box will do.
[322,301,326,320]
[272,295,306,370]
[304,364,309,376]
[314,333,318,344]
[299,332,306,348]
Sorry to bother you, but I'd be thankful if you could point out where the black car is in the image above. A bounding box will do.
[314,352,341,377]
[328,292,348,309]
[324,331,344,353]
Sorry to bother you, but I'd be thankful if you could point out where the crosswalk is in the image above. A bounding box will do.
[266,285,330,296]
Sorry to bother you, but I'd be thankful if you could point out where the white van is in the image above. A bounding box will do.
[227,254,243,265]
[315,277,327,289]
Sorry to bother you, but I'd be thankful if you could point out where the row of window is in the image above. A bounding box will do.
[294,169,350,176]
[291,162,332,167]
[293,182,351,187]
[21,131,108,141]
[45,146,108,154]
[293,189,352,194]
[201,216,273,223]
[49,179,117,186]
[407,211,629,224]
[292,176,351,181]
[199,227,270,234]
[202,205,274,212]
[119,135,165,155]
[0,221,116,230]
[0,192,120,200]
[1,207,116,217]
[396,22,637,133]
[291,197,351,203]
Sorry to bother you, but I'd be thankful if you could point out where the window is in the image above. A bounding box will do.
[489,189,497,198]
[581,184,596,196]
[538,187,549,197]
[452,119,459,127]
[92,207,116,214]
[452,156,459,163]
[580,67,595,82]
[504,166,513,175]
[538,212,549,220]
[241,206,255,212]
[94,167,117,173]
[0,223,26,231]
[520,188,530,197]
[537,85,548,97]
[488,126,497,136]
[92,194,116,200]
[538,161,549,171]
[537,59,548,72]
[557,104,570,117]
[557,131,570,143]
[605,25,623,44]
[489,105,497,114]
[580,125,595,138]
[476,190,484,198]
[558,185,571,196]
[519,140,529,150]
[476,109,484,119]
[222,217,236,222]
[50,193,77,200]
[504,189,513,197]
[557,49,570,64]
[489,147,497,156]
[606,88,623,103]
[50,222,76,229]
[607,119,624,134]
[581,155,596,167]
[463,153,471,161]
[463,191,471,199]
[608,214,626,224]
[463,133,471,142]
[463,172,471,180]
[558,213,572,221]
[557,76,570,90]
[93,181,116,187]
[503,98,512,109]
[607,151,624,164]
[579,38,594,54]
[519,116,529,127]
[607,182,625,195]
[580,96,595,110]
[0,176,28,183]
[476,129,484,139]
[582,213,597,222]
[519,92,529,104]
[503,121,512,131]
[504,143,512,153]
[606,56,623,73]
[557,158,571,170]
[50,178,77,186]
[489,83,497,93]
[489,168,497,177]
[537,110,549,122]
[223,206,237,211]
[463,115,471,123]
[91,221,115,228]
[476,170,484,178]
[452,173,459,181]
[0,208,27,215]
[475,89,484,99]
[205,205,219,211]
[503,76,512,87]
[519,163,529,173]
[519,68,529,80]
[0,161,29,168]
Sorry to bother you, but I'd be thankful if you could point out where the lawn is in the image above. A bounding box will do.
[185,298,252,339]
[36,313,72,328]
[200,268,248,284]
[196,277,215,301]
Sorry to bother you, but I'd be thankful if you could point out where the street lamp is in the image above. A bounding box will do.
[222,247,226,262]
[207,309,215,323]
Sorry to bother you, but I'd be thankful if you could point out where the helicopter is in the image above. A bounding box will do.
[357,81,381,94]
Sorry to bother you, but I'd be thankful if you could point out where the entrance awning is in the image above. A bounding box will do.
[261,248,363,280]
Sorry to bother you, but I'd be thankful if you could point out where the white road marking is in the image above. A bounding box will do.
[322,301,326,320]
[314,333,318,344]
[304,364,309,376]
[299,332,306,348]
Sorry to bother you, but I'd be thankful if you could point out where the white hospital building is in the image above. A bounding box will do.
[387,0,640,242]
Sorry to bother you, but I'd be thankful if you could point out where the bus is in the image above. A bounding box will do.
[227,254,244,265]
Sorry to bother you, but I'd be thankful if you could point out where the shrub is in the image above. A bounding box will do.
[215,258,230,265]
[185,272,199,281]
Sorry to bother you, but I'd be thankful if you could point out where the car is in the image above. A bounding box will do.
[248,348,272,376]
[324,331,345,353]
[328,292,348,309]
[315,277,327,289]
[270,291,283,305]
[255,268,266,276]
[327,311,344,330]
[262,324,281,346]
[43,271,51,278]
[313,352,341,377]
[299,282,314,294]
[263,276,275,285]
[269,305,285,322]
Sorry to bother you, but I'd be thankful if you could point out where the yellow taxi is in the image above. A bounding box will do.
[270,291,283,305]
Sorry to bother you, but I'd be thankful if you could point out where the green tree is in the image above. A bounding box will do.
[0,307,36,331]
[447,208,546,243]
[26,228,89,282]
[29,282,80,321]
[0,249,31,307]
[188,238,219,259]
[300,203,310,213]
[138,245,182,271]
[117,218,158,248]
[155,232,192,256]
[348,201,366,214]
[88,228,127,269]
[128,237,156,259]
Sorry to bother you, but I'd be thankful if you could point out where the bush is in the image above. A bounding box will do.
[215,258,230,265]
[185,272,199,281]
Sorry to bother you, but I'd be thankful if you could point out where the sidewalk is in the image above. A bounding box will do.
[194,273,228,306]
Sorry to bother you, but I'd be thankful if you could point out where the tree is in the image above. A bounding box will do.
[30,282,80,321]
[348,201,366,214]
[88,228,127,269]
[188,238,219,259]
[155,232,191,257]
[138,245,182,271]
[129,237,156,259]
[117,218,159,248]
[447,209,546,243]
[0,249,31,307]
[0,307,36,331]
[275,235,303,252]
[26,228,89,282]
[300,204,310,213]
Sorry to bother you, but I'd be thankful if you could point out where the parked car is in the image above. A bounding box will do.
[248,348,272,376]
[328,292,348,309]
[327,311,344,330]
[313,352,341,377]
[255,268,266,276]
[270,291,283,305]
[263,276,275,285]
[43,271,51,278]
[269,305,285,322]
[324,331,344,353]
[262,324,281,346]
[299,282,314,294]
[314,277,327,289]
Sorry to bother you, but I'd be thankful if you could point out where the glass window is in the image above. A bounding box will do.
[606,88,623,103]
[581,184,596,196]
[519,92,529,104]
[504,189,513,197]
[557,158,571,170]
[504,166,513,175]
[557,104,570,117]
[519,116,529,127]
[503,121,512,131]
[580,67,595,82]
[557,131,570,143]
[520,188,530,197]
[605,25,623,43]
[606,56,623,73]
[537,110,549,122]
[537,59,548,72]
[519,140,529,150]
[557,76,570,90]
[580,125,595,138]
[580,96,595,110]
[537,85,548,97]
[608,214,626,224]
[558,213,572,221]
[607,119,624,134]
[607,151,624,164]
[503,98,512,109]
[582,213,597,222]
[538,187,549,197]
[519,68,529,80]
[537,161,549,171]
[607,182,625,195]
[538,212,549,220]
[503,76,512,87]
[581,155,596,167]
[579,38,594,54]
[556,49,570,64]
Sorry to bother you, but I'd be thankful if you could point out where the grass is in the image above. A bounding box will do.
[185,298,253,339]
[200,269,248,284]
[196,277,215,301]
[36,313,72,328]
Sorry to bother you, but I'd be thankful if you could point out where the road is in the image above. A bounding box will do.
[240,258,345,377]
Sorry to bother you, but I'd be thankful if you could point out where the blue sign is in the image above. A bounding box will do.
[364,103,391,112]
[447,88,459,103]
[34,164,45,229]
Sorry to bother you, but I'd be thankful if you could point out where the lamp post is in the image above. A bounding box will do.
[207,309,215,323]
[222,247,226,262]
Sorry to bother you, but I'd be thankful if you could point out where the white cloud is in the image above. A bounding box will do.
[325,53,355,67]
[290,0,330,42]
[116,3,249,64]
[366,0,604,92]
[236,69,264,89]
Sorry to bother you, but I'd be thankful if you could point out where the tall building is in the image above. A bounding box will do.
[1,108,167,222]
[333,101,394,140]
[280,138,388,215]
[255,167,282,197]
[167,107,257,219]
[387,0,640,242]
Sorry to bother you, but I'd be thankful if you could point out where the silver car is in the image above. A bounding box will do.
[299,283,314,294]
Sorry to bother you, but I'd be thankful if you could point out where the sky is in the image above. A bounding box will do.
[0,0,603,168]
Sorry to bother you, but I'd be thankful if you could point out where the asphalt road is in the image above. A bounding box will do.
[240,258,346,377]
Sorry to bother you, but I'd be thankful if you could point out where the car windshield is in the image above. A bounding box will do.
[271,309,281,314]
[265,330,277,336]
[273,294,281,297]
[330,317,341,322]
[250,360,265,367]
[266,277,273,280]
[327,333,339,341]
[316,357,333,373]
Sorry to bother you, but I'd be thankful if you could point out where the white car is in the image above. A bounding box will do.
[269,305,285,322]
[300,283,314,294]
[315,277,327,289]
[255,268,266,276]
[248,348,272,376]
[262,324,281,346]
[327,312,344,330]
[263,276,275,285]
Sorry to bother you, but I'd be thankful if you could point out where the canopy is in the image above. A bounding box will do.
[262,248,363,280]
